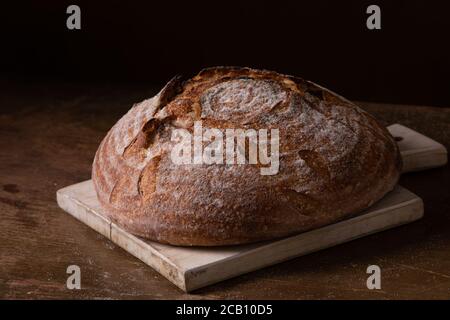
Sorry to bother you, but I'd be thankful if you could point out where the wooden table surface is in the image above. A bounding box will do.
[1,83,449,299]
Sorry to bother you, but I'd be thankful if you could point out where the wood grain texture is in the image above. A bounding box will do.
[1,84,450,299]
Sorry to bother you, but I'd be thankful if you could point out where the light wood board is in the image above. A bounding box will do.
[57,124,447,292]
[388,124,447,173]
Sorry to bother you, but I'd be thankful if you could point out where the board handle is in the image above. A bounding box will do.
[387,124,448,173]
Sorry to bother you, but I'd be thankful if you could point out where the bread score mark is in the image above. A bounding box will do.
[170,121,280,175]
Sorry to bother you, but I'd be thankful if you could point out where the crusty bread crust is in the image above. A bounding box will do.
[92,67,402,246]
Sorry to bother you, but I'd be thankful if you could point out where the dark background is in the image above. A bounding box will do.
[1,0,449,107]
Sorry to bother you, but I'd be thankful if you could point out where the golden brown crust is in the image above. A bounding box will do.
[92,67,402,246]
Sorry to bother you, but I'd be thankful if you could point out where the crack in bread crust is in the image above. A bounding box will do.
[92,66,402,246]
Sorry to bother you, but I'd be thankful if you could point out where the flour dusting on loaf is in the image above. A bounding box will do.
[92,67,402,246]
[201,79,287,121]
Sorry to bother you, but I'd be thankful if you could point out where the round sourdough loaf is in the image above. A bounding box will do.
[92,67,402,246]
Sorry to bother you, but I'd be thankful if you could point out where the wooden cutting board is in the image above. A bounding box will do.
[57,124,447,292]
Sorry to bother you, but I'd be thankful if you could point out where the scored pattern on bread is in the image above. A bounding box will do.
[92,67,402,246]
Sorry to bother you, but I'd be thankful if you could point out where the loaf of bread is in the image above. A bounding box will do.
[92,67,402,246]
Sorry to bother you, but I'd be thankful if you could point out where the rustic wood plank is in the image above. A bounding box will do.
[3,88,450,299]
